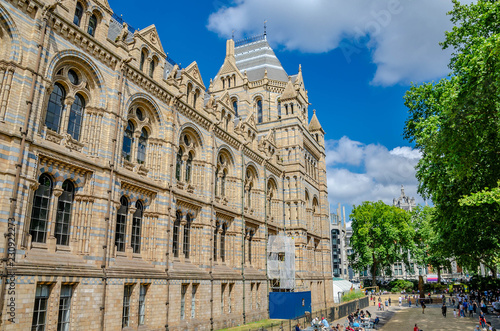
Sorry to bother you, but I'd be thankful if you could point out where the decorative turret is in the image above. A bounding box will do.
[309,109,325,146]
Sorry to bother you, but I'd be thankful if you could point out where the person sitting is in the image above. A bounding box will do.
[373,316,380,328]
[321,317,330,329]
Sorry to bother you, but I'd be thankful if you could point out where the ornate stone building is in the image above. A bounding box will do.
[0,0,332,330]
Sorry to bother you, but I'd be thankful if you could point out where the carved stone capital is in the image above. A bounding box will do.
[53,187,64,197]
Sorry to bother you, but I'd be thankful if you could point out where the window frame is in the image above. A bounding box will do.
[54,180,75,246]
[30,174,53,244]
[57,285,73,331]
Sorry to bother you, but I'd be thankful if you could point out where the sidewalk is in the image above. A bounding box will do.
[326,294,500,330]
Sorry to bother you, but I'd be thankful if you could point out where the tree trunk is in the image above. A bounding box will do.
[418,275,425,298]
[437,267,441,283]
[371,263,377,286]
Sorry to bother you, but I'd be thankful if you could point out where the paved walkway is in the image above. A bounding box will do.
[326,294,500,330]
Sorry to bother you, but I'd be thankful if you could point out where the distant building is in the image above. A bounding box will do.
[330,204,348,280]
[393,185,416,211]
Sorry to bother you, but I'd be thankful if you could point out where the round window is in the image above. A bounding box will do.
[136,108,144,121]
[68,69,79,85]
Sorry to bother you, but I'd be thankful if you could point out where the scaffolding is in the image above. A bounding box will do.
[268,235,295,291]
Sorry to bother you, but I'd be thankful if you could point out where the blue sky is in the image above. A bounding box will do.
[109,0,463,219]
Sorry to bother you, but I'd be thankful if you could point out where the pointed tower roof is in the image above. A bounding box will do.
[281,78,297,101]
[234,35,288,82]
[309,110,324,132]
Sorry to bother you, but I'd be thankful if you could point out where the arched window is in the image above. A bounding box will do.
[257,99,263,123]
[115,196,128,252]
[277,100,281,118]
[183,214,192,258]
[232,100,238,117]
[45,83,65,133]
[67,94,85,140]
[185,152,193,182]
[285,104,288,115]
[173,212,181,257]
[213,222,219,262]
[176,148,183,181]
[88,14,97,37]
[220,223,227,262]
[149,59,155,78]
[248,230,254,264]
[193,91,198,108]
[291,104,294,114]
[73,2,83,26]
[131,201,143,253]
[29,174,53,243]
[186,84,192,105]
[140,51,146,72]
[137,128,148,164]
[55,180,75,245]
[214,168,219,196]
[247,183,252,208]
[122,121,134,161]
[221,170,226,197]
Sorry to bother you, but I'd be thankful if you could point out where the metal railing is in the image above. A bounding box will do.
[235,34,266,47]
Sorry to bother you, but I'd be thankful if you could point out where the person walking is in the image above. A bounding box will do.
[442,303,447,317]
[469,301,474,317]
[421,302,426,314]
[409,298,412,307]
[388,297,391,306]
[399,296,402,307]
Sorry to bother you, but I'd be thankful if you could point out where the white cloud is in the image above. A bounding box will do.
[207,0,471,85]
[325,136,424,219]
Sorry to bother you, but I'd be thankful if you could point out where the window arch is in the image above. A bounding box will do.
[115,196,128,252]
[67,94,85,140]
[173,211,181,257]
[122,121,134,161]
[176,129,202,184]
[55,180,75,246]
[183,214,192,258]
[29,174,53,243]
[88,14,97,37]
[257,99,263,123]
[131,200,143,253]
[277,99,281,118]
[137,128,148,164]
[215,151,233,198]
[232,99,238,117]
[193,90,199,108]
[140,50,146,72]
[245,166,257,209]
[73,2,83,26]
[45,83,65,133]
[149,58,155,78]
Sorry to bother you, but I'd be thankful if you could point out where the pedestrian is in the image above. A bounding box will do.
[469,301,474,317]
[385,299,388,310]
[422,302,426,314]
[409,298,412,307]
[388,297,391,306]
[399,296,402,307]
[414,323,419,331]
[479,311,486,329]
[295,322,301,331]
[442,303,447,317]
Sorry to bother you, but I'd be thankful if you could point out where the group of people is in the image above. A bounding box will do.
[441,289,499,330]
[296,309,379,331]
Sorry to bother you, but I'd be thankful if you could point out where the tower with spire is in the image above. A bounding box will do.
[211,34,331,306]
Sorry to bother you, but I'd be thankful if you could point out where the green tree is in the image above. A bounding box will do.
[403,0,500,272]
[412,206,452,283]
[349,201,415,286]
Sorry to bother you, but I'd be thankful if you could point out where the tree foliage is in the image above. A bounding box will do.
[348,201,415,285]
[412,206,452,282]
[403,0,500,271]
